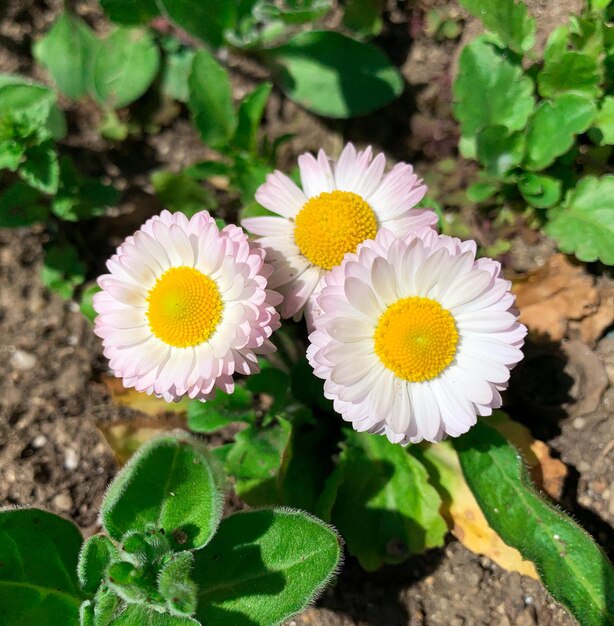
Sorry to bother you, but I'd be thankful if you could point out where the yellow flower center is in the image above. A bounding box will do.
[146,266,223,348]
[374,296,459,382]
[293,190,378,271]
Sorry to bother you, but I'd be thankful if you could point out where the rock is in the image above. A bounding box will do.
[64,448,79,471]
[53,492,73,511]
[10,349,37,371]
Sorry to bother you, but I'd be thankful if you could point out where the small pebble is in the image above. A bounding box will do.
[32,435,47,448]
[573,417,586,430]
[64,448,79,471]
[53,492,73,511]
[10,349,37,371]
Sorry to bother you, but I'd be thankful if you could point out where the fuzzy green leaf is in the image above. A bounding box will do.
[537,51,600,99]
[453,38,535,140]
[525,93,596,170]
[100,435,224,551]
[158,551,197,616]
[78,535,118,595]
[264,30,403,118]
[91,28,160,108]
[545,175,614,264]
[187,386,254,434]
[193,509,341,626]
[0,508,84,625]
[33,12,97,99]
[455,421,614,626]
[476,126,525,177]
[233,82,272,153]
[110,605,199,625]
[327,429,447,571]
[100,0,160,25]
[595,95,614,145]
[188,49,237,149]
[458,0,536,52]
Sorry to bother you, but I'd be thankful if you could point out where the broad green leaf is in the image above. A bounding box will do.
[188,49,237,149]
[537,51,600,99]
[77,535,118,595]
[327,429,447,571]
[151,170,215,216]
[544,25,570,64]
[476,126,525,177]
[453,38,534,139]
[0,139,24,170]
[0,508,84,625]
[110,605,199,625]
[595,95,614,144]
[193,509,341,626]
[525,93,596,170]
[100,435,224,551]
[161,45,195,103]
[157,551,197,616]
[158,0,238,49]
[225,419,291,481]
[100,0,160,25]
[33,12,97,99]
[467,181,499,203]
[91,28,160,108]
[343,0,383,38]
[545,175,614,264]
[458,0,536,52]
[187,386,254,434]
[231,155,270,203]
[233,82,272,153]
[0,182,47,227]
[591,0,612,8]
[264,30,403,118]
[41,243,86,299]
[518,174,562,208]
[455,422,614,626]
[20,140,59,194]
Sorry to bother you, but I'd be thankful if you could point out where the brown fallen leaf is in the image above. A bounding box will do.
[421,413,568,580]
[512,254,600,342]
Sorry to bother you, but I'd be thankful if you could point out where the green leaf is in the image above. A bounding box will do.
[0,139,24,170]
[343,0,383,38]
[110,605,199,625]
[0,181,47,227]
[327,430,447,571]
[193,509,341,626]
[245,367,290,412]
[595,95,614,144]
[475,126,525,177]
[545,175,614,264]
[100,0,160,25]
[467,181,499,203]
[455,421,614,626]
[0,508,84,625]
[230,155,270,203]
[33,12,97,100]
[525,93,596,170]
[537,51,600,99]
[151,170,215,216]
[158,0,238,49]
[188,49,237,149]
[78,535,118,595]
[518,174,562,208]
[161,45,196,103]
[453,38,535,140]
[187,386,255,434]
[41,243,86,299]
[91,28,160,108]
[225,419,291,481]
[100,434,224,551]
[157,551,197,616]
[20,139,59,194]
[457,0,536,52]
[233,82,272,153]
[264,30,403,118]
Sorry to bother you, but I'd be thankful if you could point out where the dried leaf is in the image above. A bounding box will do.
[420,413,568,579]
[102,375,190,416]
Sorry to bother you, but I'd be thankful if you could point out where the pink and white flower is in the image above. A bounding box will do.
[94,210,281,402]
[307,228,526,444]
[242,143,436,324]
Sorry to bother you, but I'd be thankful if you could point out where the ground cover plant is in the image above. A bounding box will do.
[1,1,614,625]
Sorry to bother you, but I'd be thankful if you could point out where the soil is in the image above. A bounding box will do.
[1,1,613,626]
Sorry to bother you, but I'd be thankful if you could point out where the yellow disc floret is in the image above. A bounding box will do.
[146,266,223,348]
[374,296,459,382]
[294,190,378,271]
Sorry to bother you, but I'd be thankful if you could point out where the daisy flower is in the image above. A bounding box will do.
[307,228,526,444]
[93,210,281,402]
[242,143,437,323]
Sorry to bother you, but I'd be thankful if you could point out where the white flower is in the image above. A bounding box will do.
[94,210,281,402]
[242,143,436,324]
[307,228,526,444]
